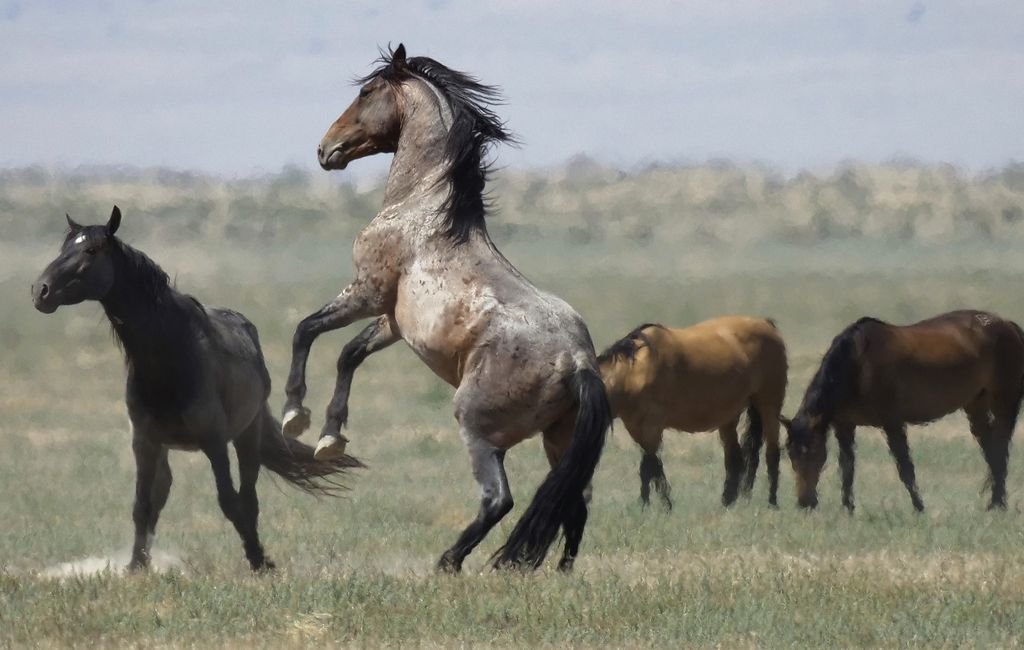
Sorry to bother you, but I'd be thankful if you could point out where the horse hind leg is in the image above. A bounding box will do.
[204,440,269,571]
[234,426,274,570]
[437,435,513,573]
[971,394,1016,510]
[750,393,784,508]
[540,415,603,571]
[719,418,745,507]
[740,404,764,496]
[883,424,925,512]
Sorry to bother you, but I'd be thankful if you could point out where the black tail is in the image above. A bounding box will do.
[740,404,764,491]
[259,410,363,496]
[492,367,611,570]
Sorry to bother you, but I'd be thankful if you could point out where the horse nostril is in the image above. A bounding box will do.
[317,144,323,157]
[38,283,49,299]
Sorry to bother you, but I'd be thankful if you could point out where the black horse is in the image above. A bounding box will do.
[31,207,361,571]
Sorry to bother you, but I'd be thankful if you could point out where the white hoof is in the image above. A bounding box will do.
[314,434,348,460]
[282,407,310,438]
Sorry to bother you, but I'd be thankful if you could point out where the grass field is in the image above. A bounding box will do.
[2,230,1024,647]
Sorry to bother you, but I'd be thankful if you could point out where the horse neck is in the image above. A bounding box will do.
[379,80,455,230]
[100,252,195,374]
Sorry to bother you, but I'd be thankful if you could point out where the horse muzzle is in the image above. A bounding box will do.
[317,142,350,171]
[31,281,58,314]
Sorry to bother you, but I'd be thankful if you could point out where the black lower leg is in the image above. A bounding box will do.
[836,426,856,513]
[321,317,397,440]
[722,448,744,506]
[129,437,161,571]
[439,447,512,573]
[766,445,780,507]
[639,452,662,507]
[284,299,360,414]
[885,425,924,512]
[206,443,267,570]
[981,432,1010,509]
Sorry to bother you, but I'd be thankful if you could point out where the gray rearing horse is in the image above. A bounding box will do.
[281,44,611,572]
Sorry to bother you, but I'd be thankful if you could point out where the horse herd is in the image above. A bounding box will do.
[28,45,1024,574]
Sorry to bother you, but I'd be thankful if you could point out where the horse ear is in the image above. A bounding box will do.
[392,43,407,66]
[107,205,121,236]
[66,213,81,230]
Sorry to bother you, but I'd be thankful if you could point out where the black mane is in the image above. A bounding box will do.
[103,238,211,417]
[360,45,516,244]
[597,323,663,365]
[796,317,883,426]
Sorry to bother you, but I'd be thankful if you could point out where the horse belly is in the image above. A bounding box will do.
[654,362,753,432]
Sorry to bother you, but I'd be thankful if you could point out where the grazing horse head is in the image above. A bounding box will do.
[782,414,827,508]
[32,206,122,313]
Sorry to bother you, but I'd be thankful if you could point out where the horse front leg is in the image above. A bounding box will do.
[315,315,400,460]
[128,434,164,571]
[282,281,378,438]
[835,423,856,513]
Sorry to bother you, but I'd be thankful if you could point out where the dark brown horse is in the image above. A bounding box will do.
[280,45,611,572]
[598,317,788,509]
[785,310,1024,512]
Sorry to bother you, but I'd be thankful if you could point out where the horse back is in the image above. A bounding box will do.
[852,310,1022,424]
[602,316,785,431]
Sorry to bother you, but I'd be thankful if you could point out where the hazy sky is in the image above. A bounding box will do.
[1,1,1022,177]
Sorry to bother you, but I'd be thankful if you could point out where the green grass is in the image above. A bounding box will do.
[2,236,1024,647]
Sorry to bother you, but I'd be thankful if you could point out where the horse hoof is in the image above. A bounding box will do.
[436,554,462,574]
[314,434,348,460]
[282,407,311,438]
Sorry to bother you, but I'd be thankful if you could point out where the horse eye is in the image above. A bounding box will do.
[85,247,98,255]
[359,86,372,98]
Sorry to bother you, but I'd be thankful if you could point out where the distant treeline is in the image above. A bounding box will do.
[2,158,1023,245]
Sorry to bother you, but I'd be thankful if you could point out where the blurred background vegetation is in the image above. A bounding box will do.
[3,158,1023,246]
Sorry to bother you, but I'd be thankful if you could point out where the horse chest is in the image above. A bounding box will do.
[394,272,494,386]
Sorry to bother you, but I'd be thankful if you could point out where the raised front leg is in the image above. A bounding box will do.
[282,281,380,438]
[203,442,269,571]
[128,436,171,571]
[315,315,400,460]
[835,423,856,513]
[437,435,513,573]
[883,424,924,512]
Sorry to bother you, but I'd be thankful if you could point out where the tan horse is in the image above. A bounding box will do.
[785,310,1024,512]
[598,317,788,508]
[280,45,611,572]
